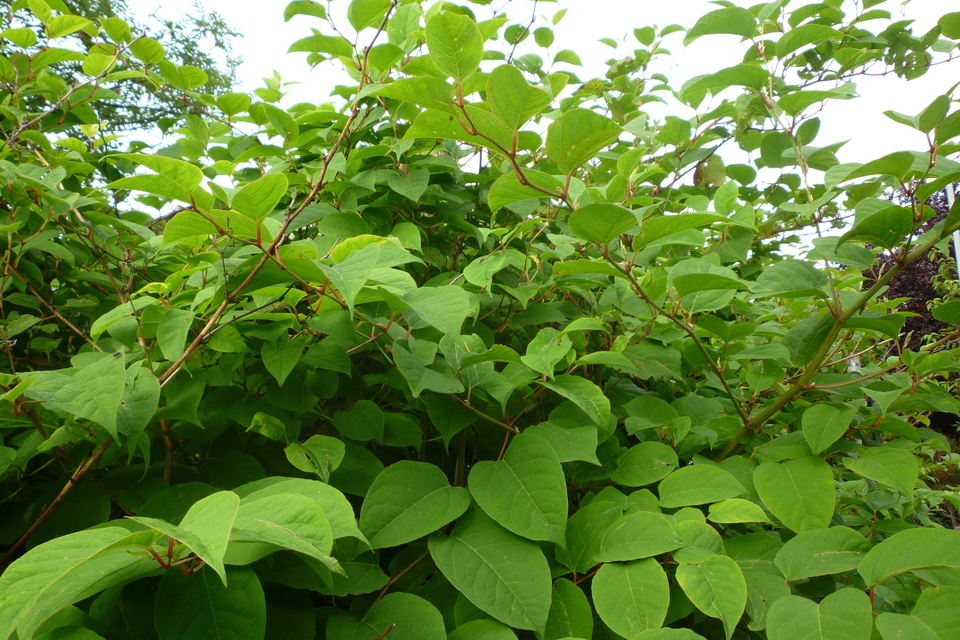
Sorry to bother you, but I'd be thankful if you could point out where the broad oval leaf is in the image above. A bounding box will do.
[612,442,679,487]
[801,403,856,455]
[846,447,919,499]
[545,578,594,640]
[541,375,611,429]
[545,109,622,175]
[875,586,960,640]
[597,510,684,562]
[327,592,446,640]
[676,555,747,640]
[429,509,552,633]
[684,7,757,44]
[568,203,639,245]
[469,433,567,544]
[425,12,483,81]
[658,465,745,508]
[773,526,871,581]
[233,173,288,221]
[754,456,835,533]
[154,566,265,640]
[360,460,471,549]
[858,527,960,587]
[707,499,771,524]
[766,588,872,640]
[593,559,670,638]
[129,490,240,585]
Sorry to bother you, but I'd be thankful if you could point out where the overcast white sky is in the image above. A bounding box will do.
[134,0,956,163]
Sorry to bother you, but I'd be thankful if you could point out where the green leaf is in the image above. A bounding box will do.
[673,274,748,297]
[487,170,564,213]
[597,511,685,562]
[393,339,465,398]
[782,314,835,367]
[676,555,747,640]
[634,214,729,249]
[387,167,431,201]
[773,526,870,581]
[130,490,239,585]
[592,559,670,638]
[154,566,265,640]
[261,335,307,386]
[320,243,382,315]
[157,309,193,362]
[334,399,384,442]
[448,620,518,640]
[766,588,872,640]
[755,260,828,298]
[541,375,610,429]
[405,286,470,336]
[939,12,960,38]
[658,465,745,508]
[776,25,839,58]
[684,7,756,44]
[46,15,92,39]
[360,460,471,549]
[526,423,601,465]
[858,527,960,587]
[843,151,915,181]
[2,28,37,48]
[347,0,391,31]
[488,64,552,131]
[846,447,919,499]
[284,0,327,21]
[429,509,552,633]
[328,592,446,640]
[545,578,593,640]
[707,499,771,524]
[801,403,856,454]
[468,433,568,545]
[114,153,203,190]
[426,12,483,81]
[521,327,571,378]
[933,301,960,325]
[554,49,582,66]
[235,477,366,544]
[754,457,835,533]
[288,32,354,57]
[116,367,161,453]
[568,203,639,244]
[129,37,165,63]
[158,61,209,91]
[680,65,769,101]
[557,502,618,574]
[26,353,127,439]
[635,631,707,640]
[233,173,288,220]
[227,493,337,570]
[0,527,154,640]
[838,205,913,250]
[546,109,622,175]
[611,442,678,487]
[373,77,457,114]
[284,435,345,481]
[876,586,960,640]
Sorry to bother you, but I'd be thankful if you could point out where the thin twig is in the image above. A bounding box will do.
[363,549,429,619]
[0,439,112,566]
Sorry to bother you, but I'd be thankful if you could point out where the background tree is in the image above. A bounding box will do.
[1,0,240,138]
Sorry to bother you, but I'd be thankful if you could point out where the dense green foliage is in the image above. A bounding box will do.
[1,0,960,638]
